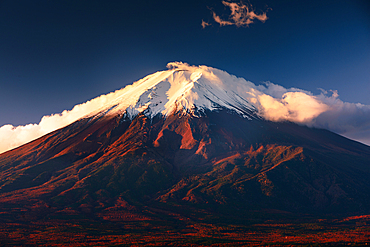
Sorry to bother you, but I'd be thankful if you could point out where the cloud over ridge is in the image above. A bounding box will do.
[253,82,370,145]
[0,88,130,154]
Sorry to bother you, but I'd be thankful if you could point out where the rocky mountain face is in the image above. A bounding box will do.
[1,63,370,222]
[1,108,370,221]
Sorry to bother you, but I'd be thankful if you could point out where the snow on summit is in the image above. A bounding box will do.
[0,62,263,154]
[3,61,370,154]
[93,62,258,119]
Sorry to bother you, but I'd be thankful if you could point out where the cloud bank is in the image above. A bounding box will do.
[251,82,370,145]
[0,88,128,154]
[211,1,268,27]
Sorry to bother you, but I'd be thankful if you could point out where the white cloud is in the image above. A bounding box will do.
[251,82,370,145]
[0,88,129,154]
[212,1,268,27]
[248,84,328,124]
[314,95,370,145]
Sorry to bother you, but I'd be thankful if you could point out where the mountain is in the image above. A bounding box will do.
[1,62,370,225]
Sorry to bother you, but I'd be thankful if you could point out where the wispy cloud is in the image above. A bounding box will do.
[211,1,268,27]
[201,20,211,29]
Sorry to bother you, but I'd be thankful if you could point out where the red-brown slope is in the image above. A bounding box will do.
[0,110,370,220]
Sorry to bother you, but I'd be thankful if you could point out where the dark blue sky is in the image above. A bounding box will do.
[1,0,369,126]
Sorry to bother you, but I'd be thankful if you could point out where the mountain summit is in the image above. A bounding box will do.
[86,62,258,120]
[0,62,340,154]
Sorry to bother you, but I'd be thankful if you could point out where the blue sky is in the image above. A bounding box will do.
[0,0,369,127]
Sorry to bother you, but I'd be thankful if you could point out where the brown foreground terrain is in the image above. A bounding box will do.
[0,215,369,246]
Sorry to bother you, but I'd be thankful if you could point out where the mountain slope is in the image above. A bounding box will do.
[1,109,370,220]
[1,63,370,222]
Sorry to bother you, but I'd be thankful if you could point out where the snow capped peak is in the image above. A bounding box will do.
[3,62,369,155]
[90,62,259,119]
